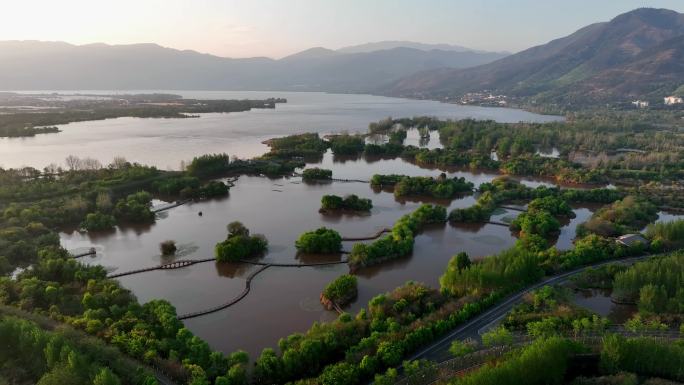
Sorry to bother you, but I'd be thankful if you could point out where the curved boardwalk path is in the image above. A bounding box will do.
[485,221,509,227]
[70,249,97,259]
[105,226,391,279]
[107,258,215,278]
[152,200,190,213]
[341,228,390,241]
[104,226,394,319]
[292,172,369,184]
[499,205,526,212]
[107,257,350,279]
[237,259,348,267]
[330,177,370,183]
[177,264,271,320]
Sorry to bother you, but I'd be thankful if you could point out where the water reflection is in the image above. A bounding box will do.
[572,289,636,324]
[59,151,596,358]
[0,91,561,169]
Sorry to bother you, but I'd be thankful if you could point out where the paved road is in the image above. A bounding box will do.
[408,255,648,363]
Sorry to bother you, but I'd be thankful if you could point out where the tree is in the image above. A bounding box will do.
[215,224,268,262]
[449,338,477,357]
[93,367,121,385]
[160,240,177,256]
[95,192,113,212]
[454,252,471,272]
[302,168,332,181]
[322,275,358,305]
[482,326,513,347]
[295,228,342,254]
[65,155,81,171]
[227,222,249,238]
[80,212,116,231]
[319,362,359,385]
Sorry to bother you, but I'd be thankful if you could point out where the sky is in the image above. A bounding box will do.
[1,0,684,58]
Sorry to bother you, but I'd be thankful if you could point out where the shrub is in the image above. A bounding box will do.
[454,337,580,385]
[349,204,446,268]
[302,168,332,181]
[199,181,229,198]
[510,210,561,238]
[449,338,477,357]
[187,153,231,176]
[328,134,365,155]
[370,174,404,186]
[645,219,684,250]
[160,240,177,256]
[323,275,358,305]
[320,194,372,212]
[393,174,474,199]
[113,191,154,223]
[81,212,116,231]
[481,326,513,347]
[295,228,342,253]
[601,335,684,381]
[215,222,268,262]
[266,133,328,158]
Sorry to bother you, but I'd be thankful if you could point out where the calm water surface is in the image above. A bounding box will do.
[0,91,561,169]
[61,149,597,358]
[50,93,569,358]
[572,289,636,324]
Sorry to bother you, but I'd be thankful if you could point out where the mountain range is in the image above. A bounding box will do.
[2,8,682,108]
[383,8,684,107]
[0,40,506,92]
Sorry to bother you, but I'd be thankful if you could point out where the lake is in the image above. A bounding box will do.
[61,146,587,359]
[0,91,561,170]
[41,91,570,358]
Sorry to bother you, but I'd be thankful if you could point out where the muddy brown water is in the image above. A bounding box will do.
[572,289,636,324]
[60,149,605,358]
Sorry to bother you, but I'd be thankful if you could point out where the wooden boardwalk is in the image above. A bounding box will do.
[485,221,509,227]
[151,200,190,213]
[105,227,393,279]
[341,228,390,241]
[177,264,271,320]
[499,205,526,212]
[107,258,215,278]
[70,249,97,259]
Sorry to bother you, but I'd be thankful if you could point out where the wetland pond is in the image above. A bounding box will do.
[62,143,603,358]
[45,92,570,358]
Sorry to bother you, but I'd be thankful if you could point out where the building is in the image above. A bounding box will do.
[616,234,648,247]
[664,96,683,105]
[632,100,649,108]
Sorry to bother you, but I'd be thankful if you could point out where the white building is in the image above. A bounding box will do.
[664,96,683,105]
[632,100,649,108]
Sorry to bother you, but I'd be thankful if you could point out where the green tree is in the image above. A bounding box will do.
[93,368,121,385]
[295,228,342,254]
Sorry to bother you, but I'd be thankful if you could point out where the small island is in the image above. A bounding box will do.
[372,173,474,199]
[320,274,358,310]
[302,167,333,182]
[320,194,372,214]
[215,221,268,262]
[0,92,286,138]
[295,227,342,254]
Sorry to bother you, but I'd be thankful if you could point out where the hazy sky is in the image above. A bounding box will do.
[2,0,684,58]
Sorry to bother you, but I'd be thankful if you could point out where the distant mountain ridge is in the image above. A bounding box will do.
[382,8,684,108]
[0,40,506,92]
[337,41,506,54]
